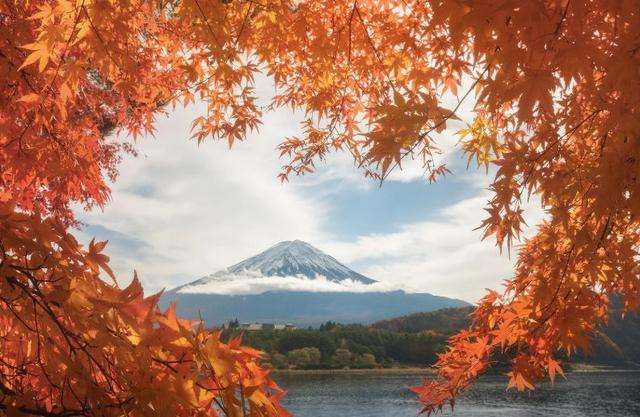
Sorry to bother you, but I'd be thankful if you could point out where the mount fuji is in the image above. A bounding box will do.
[160,240,469,326]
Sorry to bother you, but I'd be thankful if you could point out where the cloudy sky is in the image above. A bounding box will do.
[73,80,545,303]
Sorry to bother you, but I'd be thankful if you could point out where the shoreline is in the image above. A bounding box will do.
[271,363,640,376]
[567,363,640,372]
[272,367,434,375]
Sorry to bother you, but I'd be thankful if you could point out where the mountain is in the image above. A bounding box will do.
[160,240,470,326]
[177,240,375,292]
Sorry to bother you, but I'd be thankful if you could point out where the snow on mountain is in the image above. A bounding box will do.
[175,240,377,294]
[227,240,375,283]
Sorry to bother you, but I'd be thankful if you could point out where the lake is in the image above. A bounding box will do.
[275,370,640,417]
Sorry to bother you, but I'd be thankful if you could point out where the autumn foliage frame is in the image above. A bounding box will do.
[1,0,640,416]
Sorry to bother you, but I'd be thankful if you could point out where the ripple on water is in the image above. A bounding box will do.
[275,370,640,417]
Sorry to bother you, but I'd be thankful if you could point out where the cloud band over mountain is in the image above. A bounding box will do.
[176,272,412,295]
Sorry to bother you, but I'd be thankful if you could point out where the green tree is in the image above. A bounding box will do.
[269,353,289,370]
[354,353,378,369]
[331,348,352,369]
[286,348,310,368]
[305,347,321,366]
[319,321,337,331]
[277,331,337,359]
[286,347,321,368]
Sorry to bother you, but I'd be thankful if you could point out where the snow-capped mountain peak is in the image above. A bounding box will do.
[226,240,375,283]
[179,240,376,291]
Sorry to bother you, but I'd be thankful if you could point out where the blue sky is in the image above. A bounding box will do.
[73,86,544,303]
[319,173,477,239]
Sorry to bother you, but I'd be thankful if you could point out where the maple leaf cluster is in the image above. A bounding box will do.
[0,204,288,417]
[2,0,292,415]
[2,0,640,415]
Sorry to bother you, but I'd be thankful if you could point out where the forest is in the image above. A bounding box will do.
[229,322,448,369]
[224,306,640,370]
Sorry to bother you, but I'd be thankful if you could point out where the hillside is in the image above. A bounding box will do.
[372,305,640,365]
[161,240,470,326]
[372,306,473,335]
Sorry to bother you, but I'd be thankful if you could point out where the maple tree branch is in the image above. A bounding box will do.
[0,396,135,417]
[553,0,571,39]
[2,262,129,399]
[520,108,602,189]
[0,294,37,332]
[240,381,248,417]
[379,65,490,185]
[353,3,399,96]
[234,2,254,47]
[10,0,86,152]
[192,0,224,49]
[533,212,614,337]
[46,0,86,95]
[347,1,357,64]
[81,5,124,78]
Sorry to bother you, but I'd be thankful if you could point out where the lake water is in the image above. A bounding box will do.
[275,370,640,417]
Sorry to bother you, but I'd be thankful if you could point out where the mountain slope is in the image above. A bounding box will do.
[372,305,640,365]
[226,240,375,284]
[161,291,470,327]
[372,306,473,335]
[161,240,470,326]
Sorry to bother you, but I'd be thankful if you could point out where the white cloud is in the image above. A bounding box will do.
[321,193,546,303]
[178,271,411,295]
[74,102,330,293]
[383,128,461,183]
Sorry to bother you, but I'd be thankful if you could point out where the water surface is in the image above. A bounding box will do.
[275,370,640,417]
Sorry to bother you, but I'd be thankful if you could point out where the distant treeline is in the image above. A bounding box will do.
[221,308,467,369]
[371,306,472,334]
[221,305,639,370]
